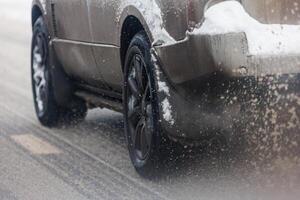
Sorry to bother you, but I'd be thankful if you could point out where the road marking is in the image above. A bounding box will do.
[10,134,61,155]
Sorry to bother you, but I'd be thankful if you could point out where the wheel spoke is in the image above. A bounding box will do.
[128,76,140,99]
[145,115,153,145]
[134,56,145,92]
[37,35,44,58]
[128,106,140,120]
[33,62,46,84]
[140,124,150,158]
[33,46,42,64]
[133,118,144,153]
[132,115,153,160]
[34,68,43,81]
[142,82,150,104]
[39,76,46,88]
[128,97,141,121]
[34,53,42,64]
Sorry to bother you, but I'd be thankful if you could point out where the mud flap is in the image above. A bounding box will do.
[49,42,74,107]
[151,49,179,138]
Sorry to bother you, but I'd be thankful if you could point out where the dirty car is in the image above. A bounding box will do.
[30,0,300,174]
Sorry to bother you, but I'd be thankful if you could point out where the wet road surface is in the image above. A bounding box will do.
[0,1,299,200]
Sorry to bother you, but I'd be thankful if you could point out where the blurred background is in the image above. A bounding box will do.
[0,0,299,200]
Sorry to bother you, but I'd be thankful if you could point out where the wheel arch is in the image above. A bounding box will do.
[31,1,46,28]
[119,6,154,71]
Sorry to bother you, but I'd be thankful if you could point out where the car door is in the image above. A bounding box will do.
[50,0,108,88]
[85,0,123,92]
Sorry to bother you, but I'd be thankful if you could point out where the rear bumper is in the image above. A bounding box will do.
[153,32,300,141]
[155,32,300,85]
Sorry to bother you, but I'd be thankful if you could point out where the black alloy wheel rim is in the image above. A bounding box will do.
[32,30,48,116]
[126,54,154,161]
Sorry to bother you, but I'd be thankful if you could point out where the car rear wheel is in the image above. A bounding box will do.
[31,16,87,127]
[124,31,164,175]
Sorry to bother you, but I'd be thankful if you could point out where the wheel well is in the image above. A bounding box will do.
[32,5,42,27]
[120,16,144,70]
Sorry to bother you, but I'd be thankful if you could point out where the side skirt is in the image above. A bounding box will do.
[74,85,123,113]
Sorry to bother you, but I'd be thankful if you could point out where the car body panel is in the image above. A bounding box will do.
[48,0,110,88]
[91,44,123,91]
[52,0,91,41]
[52,39,108,88]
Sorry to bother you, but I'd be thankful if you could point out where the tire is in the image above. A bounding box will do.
[31,16,87,127]
[123,31,165,176]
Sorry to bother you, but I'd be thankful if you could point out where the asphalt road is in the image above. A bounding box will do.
[0,1,299,200]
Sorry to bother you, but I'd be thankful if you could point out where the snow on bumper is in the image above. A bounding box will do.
[155,1,300,85]
[155,31,300,85]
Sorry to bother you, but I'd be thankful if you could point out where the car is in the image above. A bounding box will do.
[31,0,300,174]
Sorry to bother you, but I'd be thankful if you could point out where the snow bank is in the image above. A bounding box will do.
[194,1,300,56]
